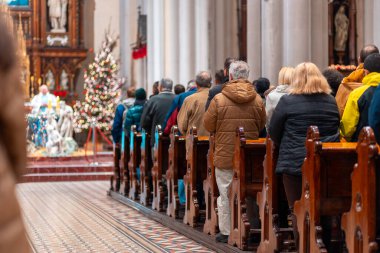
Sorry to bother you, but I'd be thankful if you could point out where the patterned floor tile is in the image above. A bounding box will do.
[17,181,215,253]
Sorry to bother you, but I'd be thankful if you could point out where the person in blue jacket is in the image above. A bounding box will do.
[369,85,380,144]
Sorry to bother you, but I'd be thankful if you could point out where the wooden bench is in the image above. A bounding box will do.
[110,143,121,192]
[257,136,293,253]
[166,126,187,218]
[203,133,219,235]
[128,125,142,200]
[228,128,266,250]
[139,129,153,206]
[121,130,131,196]
[341,127,380,253]
[183,127,209,227]
[294,126,357,253]
[151,125,170,212]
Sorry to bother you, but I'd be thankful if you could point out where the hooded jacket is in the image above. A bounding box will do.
[340,72,380,141]
[204,79,266,170]
[335,64,365,116]
[265,84,289,127]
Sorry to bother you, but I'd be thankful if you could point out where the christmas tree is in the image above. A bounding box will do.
[73,33,120,134]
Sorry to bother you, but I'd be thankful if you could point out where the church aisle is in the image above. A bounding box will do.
[17,181,214,253]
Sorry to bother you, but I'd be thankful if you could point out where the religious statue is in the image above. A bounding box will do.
[57,101,74,138]
[48,0,67,33]
[45,70,55,90]
[334,5,349,52]
[46,115,63,155]
[60,70,69,90]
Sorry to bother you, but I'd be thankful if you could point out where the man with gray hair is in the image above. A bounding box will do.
[204,61,266,243]
[141,78,175,146]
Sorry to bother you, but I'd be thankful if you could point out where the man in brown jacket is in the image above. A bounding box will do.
[204,61,266,242]
[177,71,211,154]
[335,44,379,116]
[0,13,31,253]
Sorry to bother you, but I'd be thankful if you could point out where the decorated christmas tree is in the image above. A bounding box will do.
[73,33,120,134]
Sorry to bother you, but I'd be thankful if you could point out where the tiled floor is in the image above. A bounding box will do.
[17,181,215,253]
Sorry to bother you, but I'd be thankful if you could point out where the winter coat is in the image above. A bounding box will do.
[0,67,31,252]
[163,87,197,132]
[265,84,289,127]
[335,64,365,117]
[124,100,146,135]
[204,79,266,170]
[177,87,210,153]
[340,72,380,142]
[141,92,176,145]
[269,94,340,176]
[111,98,135,143]
[369,85,380,144]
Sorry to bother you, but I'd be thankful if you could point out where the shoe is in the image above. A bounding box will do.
[215,233,228,243]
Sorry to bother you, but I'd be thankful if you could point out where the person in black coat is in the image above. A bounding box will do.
[268,62,340,246]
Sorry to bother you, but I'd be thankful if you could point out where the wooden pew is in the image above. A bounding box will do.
[139,129,153,206]
[151,125,170,212]
[121,130,130,196]
[110,143,121,192]
[166,126,187,218]
[257,136,293,253]
[183,127,209,227]
[294,126,357,253]
[228,128,266,250]
[203,133,219,235]
[341,127,379,253]
[128,125,142,200]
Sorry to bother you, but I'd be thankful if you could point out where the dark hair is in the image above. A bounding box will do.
[0,14,16,72]
[215,69,224,85]
[360,44,379,63]
[174,84,185,95]
[152,81,159,95]
[224,57,237,77]
[127,86,136,98]
[364,53,380,73]
[196,71,212,88]
[322,69,344,97]
[253,77,270,98]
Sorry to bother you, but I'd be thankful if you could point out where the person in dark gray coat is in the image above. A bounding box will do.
[141,78,176,146]
[268,62,340,247]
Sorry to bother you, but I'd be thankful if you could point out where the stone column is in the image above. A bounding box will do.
[311,0,328,69]
[364,0,374,45]
[178,0,195,85]
[247,0,261,80]
[261,0,283,84]
[373,0,380,47]
[164,0,179,83]
[195,0,210,73]
[283,0,311,67]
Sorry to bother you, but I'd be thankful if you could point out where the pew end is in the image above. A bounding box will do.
[139,129,153,206]
[128,125,142,200]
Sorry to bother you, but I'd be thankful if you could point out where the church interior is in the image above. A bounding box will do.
[1,0,380,252]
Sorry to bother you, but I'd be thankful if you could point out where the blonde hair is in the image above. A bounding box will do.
[289,62,332,95]
[278,67,295,86]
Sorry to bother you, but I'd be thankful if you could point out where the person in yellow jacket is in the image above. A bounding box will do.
[335,44,379,117]
[340,53,380,141]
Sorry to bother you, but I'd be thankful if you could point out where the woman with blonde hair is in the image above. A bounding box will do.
[265,67,295,126]
[268,62,340,247]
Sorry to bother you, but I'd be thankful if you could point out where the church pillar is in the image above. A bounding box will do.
[147,0,164,95]
[163,0,179,84]
[283,0,311,67]
[195,0,210,73]
[373,0,380,47]
[178,0,196,84]
[311,0,328,69]
[247,0,261,80]
[261,0,283,84]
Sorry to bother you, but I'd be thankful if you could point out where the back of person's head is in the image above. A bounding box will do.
[359,44,379,63]
[127,86,136,98]
[322,68,344,97]
[187,79,196,90]
[135,88,147,100]
[364,53,380,73]
[215,69,224,85]
[152,81,159,95]
[174,84,185,95]
[0,13,16,74]
[224,57,237,77]
[196,71,212,88]
[289,62,331,95]
[229,61,250,80]
[278,67,295,86]
[253,78,270,98]
[160,78,173,92]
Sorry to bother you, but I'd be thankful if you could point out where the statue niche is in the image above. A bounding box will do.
[47,0,67,33]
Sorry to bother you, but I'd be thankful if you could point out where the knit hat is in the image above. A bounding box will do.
[135,88,147,100]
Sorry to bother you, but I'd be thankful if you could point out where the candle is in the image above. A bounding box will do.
[56,96,60,111]
[48,99,52,110]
